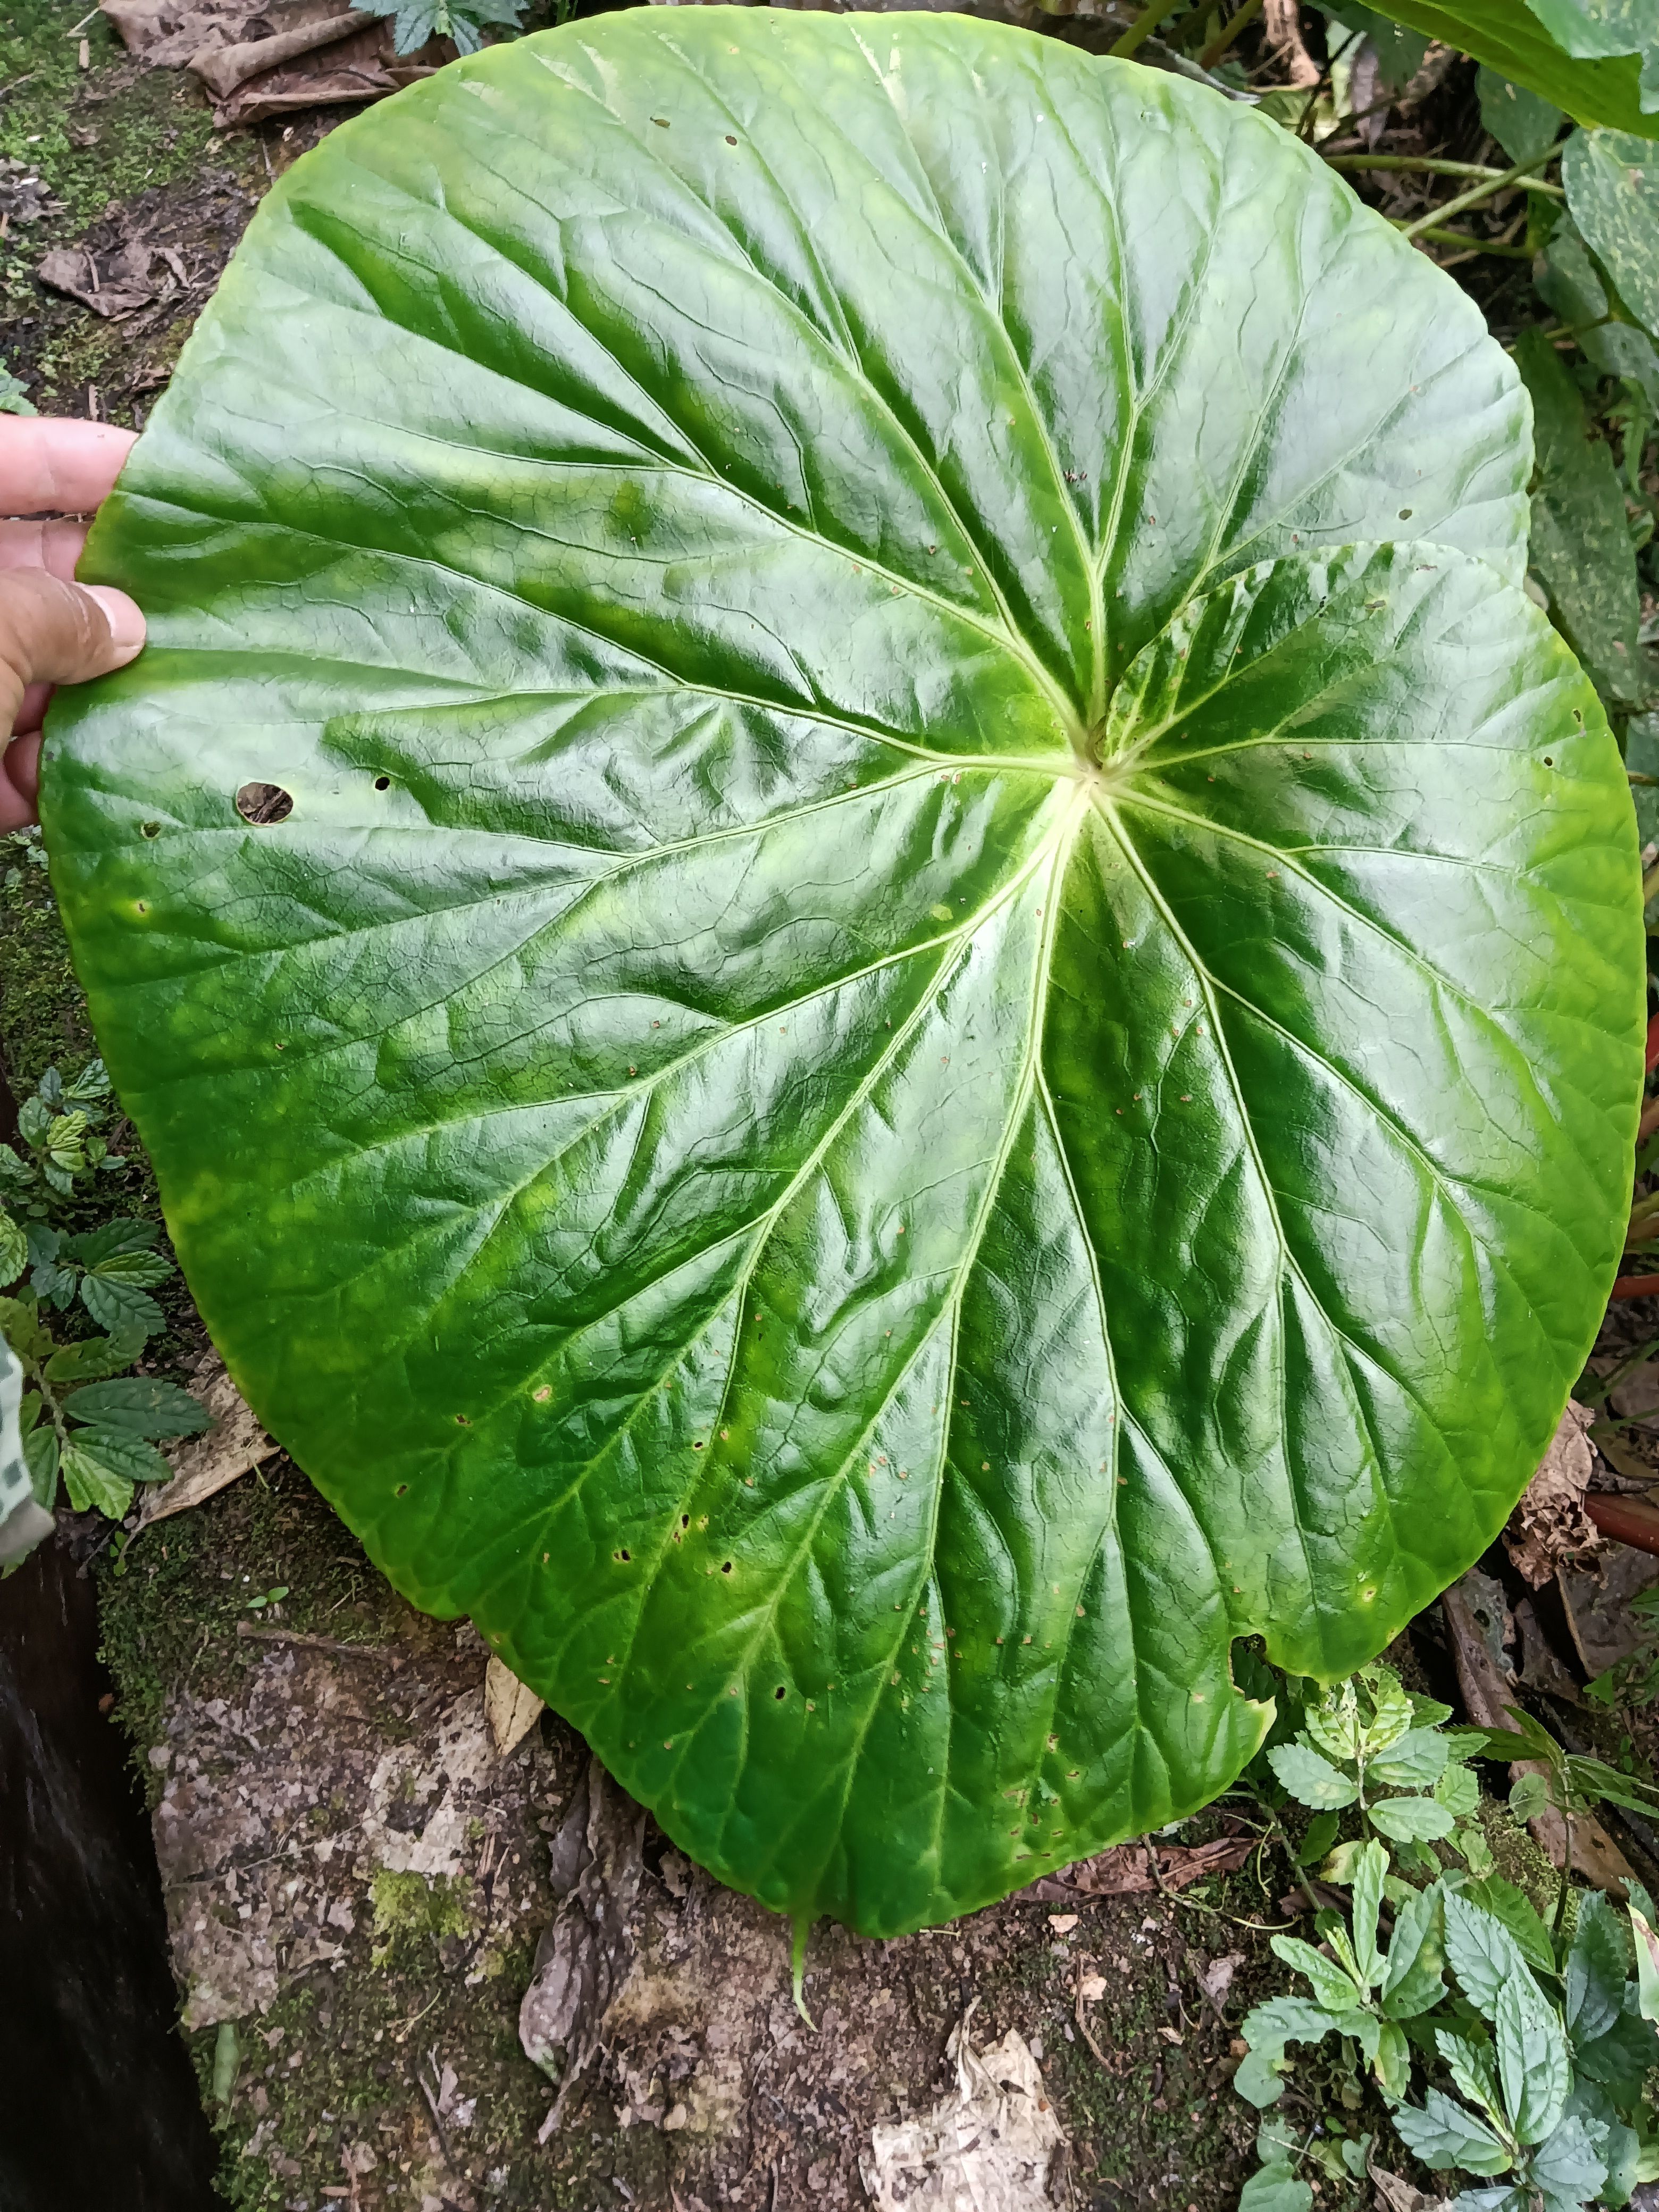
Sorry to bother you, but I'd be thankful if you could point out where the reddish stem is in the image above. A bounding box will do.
[1585,1490,1659,1556]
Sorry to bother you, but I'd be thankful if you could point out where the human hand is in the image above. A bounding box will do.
[0,416,145,831]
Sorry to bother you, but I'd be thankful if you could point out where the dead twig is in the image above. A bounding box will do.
[1073,1957,1113,2071]
[234,1620,399,1662]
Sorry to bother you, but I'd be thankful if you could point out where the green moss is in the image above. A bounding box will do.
[1,1,227,232]
[369,1869,471,1965]
[99,1458,405,1801]
[0,840,99,1090]
[1476,1792,1564,1916]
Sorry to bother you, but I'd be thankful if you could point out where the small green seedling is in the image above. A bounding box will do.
[1266,1662,1490,1879]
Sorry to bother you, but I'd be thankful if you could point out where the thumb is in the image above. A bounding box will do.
[0,569,145,738]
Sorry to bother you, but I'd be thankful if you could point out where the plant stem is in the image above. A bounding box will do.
[1398,144,1557,242]
[1197,0,1261,68]
[1552,1813,1574,1942]
[1398,224,1533,261]
[1111,0,1187,58]
[1326,154,1565,198]
[1270,1803,1325,1913]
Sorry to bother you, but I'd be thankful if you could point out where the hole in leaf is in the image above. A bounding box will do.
[373,775,391,791]
[1398,507,1413,520]
[720,1560,733,1573]
[395,1482,407,1496]
[140,822,161,839]
[615,1547,631,1562]
[774,1686,786,1699]
[235,782,293,824]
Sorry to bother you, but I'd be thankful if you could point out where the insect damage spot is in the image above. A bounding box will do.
[235,782,293,824]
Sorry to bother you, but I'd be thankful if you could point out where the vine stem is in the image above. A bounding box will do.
[1552,1814,1574,1942]
[1110,0,1187,58]
[1326,154,1564,198]
[1402,224,1532,261]
[1399,144,1557,242]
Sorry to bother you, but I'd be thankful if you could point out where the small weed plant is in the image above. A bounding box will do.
[1263,1661,1493,1876]
[0,1259,207,1524]
[1236,1669,1659,2210]
[358,0,526,58]
[0,1057,128,1283]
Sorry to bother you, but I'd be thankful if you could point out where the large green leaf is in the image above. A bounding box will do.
[1369,2,1659,131]
[41,12,1643,1936]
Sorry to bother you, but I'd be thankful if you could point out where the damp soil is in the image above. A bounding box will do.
[95,1449,1294,2212]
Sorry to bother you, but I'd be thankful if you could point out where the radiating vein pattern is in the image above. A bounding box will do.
[45,11,1643,1935]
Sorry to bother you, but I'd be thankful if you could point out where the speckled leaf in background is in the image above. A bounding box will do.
[42,10,1644,1936]
[1515,328,1648,705]
[1565,126,1659,337]
[1534,216,1659,409]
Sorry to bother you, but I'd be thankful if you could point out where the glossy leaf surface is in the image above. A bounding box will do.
[43,11,1643,1934]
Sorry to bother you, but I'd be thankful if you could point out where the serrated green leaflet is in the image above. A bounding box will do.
[41,11,1643,1935]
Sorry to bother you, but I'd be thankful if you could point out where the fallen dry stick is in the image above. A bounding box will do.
[1034,1831,1252,1903]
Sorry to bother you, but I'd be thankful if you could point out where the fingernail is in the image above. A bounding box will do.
[85,585,145,656]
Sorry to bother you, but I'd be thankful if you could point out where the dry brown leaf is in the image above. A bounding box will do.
[1442,1566,1635,1895]
[484,1652,544,1756]
[1611,1357,1659,1419]
[100,0,252,66]
[137,1353,275,1526]
[1502,1398,1600,1588]
[1264,0,1319,86]
[99,0,437,129]
[36,244,156,319]
[862,2001,1065,2212]
[189,7,373,97]
[1560,1541,1659,1680]
[1370,2167,1439,2212]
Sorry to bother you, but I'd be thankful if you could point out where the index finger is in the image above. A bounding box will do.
[0,417,137,518]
